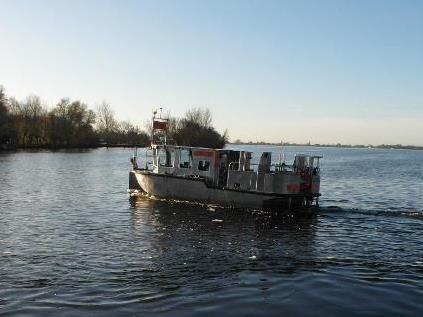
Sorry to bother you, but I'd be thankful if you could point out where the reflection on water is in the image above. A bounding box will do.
[130,196,318,277]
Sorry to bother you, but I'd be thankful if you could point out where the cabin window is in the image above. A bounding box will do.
[179,149,192,168]
[158,148,174,167]
[166,150,174,167]
[157,148,166,166]
[197,159,211,171]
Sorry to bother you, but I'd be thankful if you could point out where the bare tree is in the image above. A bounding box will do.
[25,95,43,118]
[0,86,9,145]
[96,101,118,133]
[0,86,7,120]
[0,85,7,108]
[184,107,212,128]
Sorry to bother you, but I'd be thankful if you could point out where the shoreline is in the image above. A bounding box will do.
[2,143,423,152]
[0,144,148,152]
[229,143,423,151]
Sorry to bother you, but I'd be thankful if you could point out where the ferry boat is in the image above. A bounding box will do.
[129,114,322,211]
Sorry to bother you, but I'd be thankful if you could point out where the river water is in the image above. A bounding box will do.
[1,146,422,316]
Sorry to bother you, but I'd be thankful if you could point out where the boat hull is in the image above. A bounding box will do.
[129,170,318,211]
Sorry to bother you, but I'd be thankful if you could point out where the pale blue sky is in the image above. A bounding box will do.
[1,0,422,145]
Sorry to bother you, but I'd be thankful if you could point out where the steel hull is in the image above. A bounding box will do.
[129,170,317,210]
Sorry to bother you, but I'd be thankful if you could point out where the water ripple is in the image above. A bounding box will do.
[1,147,423,316]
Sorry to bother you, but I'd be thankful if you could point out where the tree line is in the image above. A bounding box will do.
[0,86,228,150]
[0,86,150,149]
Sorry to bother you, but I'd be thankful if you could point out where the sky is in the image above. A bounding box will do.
[1,0,422,145]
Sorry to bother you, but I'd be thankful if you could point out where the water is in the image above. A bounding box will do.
[1,146,422,316]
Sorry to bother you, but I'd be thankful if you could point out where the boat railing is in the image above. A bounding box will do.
[227,162,294,173]
[227,161,252,171]
[273,163,294,173]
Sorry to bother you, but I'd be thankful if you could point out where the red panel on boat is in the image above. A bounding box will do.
[287,184,300,193]
[153,120,168,130]
[193,151,214,157]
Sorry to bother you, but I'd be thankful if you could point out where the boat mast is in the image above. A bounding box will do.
[152,107,169,146]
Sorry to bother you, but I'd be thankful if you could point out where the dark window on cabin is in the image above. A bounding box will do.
[157,148,166,167]
[166,150,174,167]
[157,149,174,167]
[198,160,210,171]
[179,149,192,168]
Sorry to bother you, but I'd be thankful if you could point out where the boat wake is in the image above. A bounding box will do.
[319,205,423,220]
